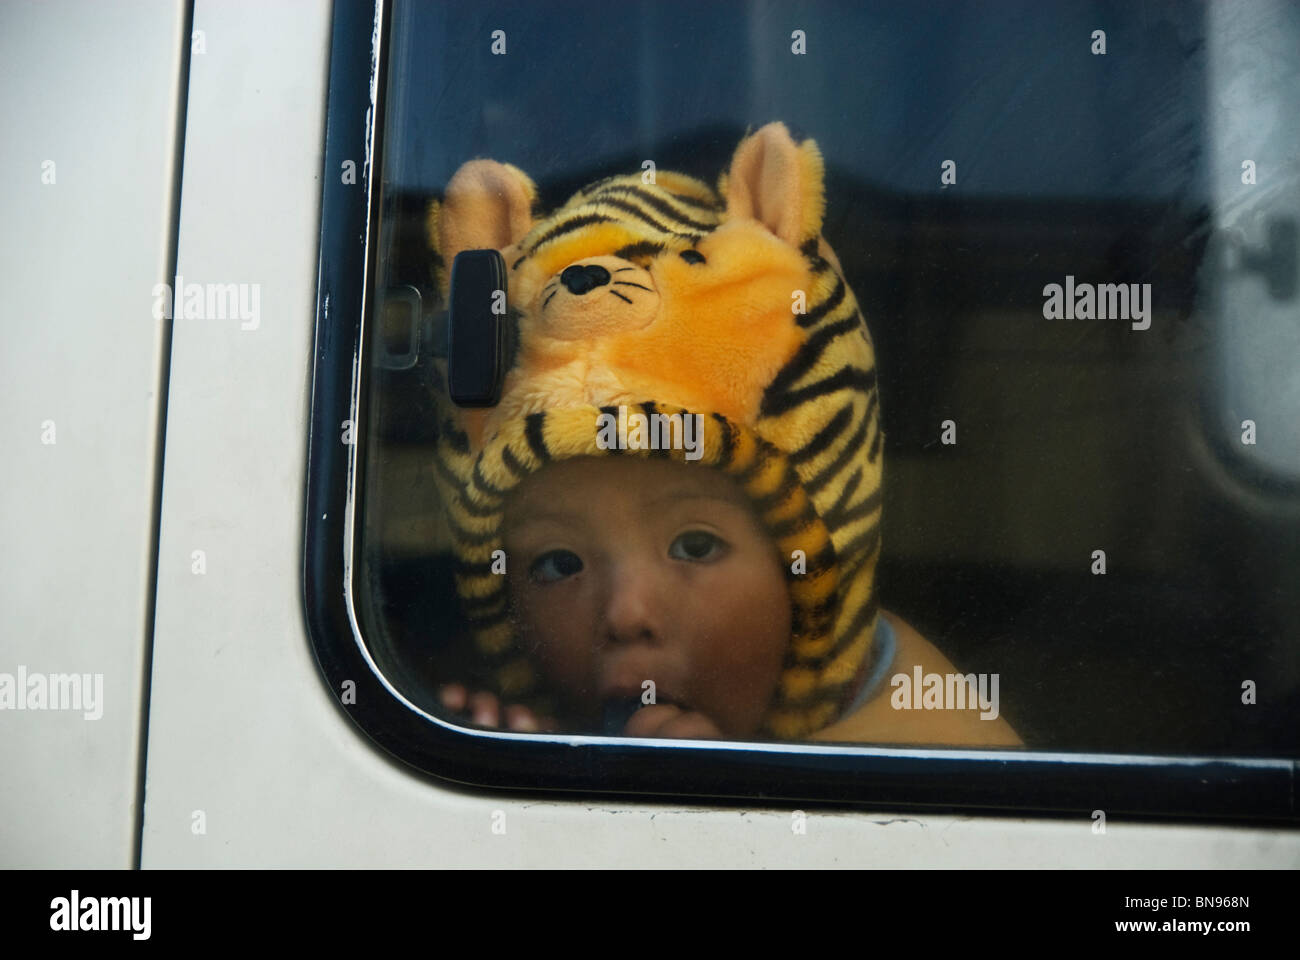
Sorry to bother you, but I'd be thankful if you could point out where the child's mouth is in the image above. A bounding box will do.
[600,697,643,735]
[598,693,688,735]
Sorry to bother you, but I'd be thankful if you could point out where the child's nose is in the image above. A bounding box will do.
[600,559,669,647]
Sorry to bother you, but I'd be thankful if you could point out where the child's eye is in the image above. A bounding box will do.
[528,549,584,583]
[668,530,726,562]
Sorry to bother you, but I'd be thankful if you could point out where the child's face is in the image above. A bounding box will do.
[502,456,793,738]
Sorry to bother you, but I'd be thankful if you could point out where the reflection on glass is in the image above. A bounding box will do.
[358,0,1300,756]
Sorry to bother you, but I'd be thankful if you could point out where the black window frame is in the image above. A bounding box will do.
[302,0,1298,823]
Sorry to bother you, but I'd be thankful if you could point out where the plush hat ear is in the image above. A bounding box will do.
[428,159,537,296]
[717,122,826,247]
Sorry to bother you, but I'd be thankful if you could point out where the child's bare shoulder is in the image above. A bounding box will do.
[808,611,1023,747]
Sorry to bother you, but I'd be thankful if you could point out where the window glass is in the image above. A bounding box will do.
[357,0,1300,755]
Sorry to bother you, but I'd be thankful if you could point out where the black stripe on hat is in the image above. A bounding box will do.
[432,449,466,490]
[461,590,507,617]
[763,314,861,414]
[797,275,846,329]
[821,588,880,677]
[752,463,801,512]
[501,445,529,478]
[525,412,551,464]
[592,196,696,238]
[867,416,883,463]
[591,185,719,232]
[825,485,883,531]
[803,413,869,498]
[767,504,818,540]
[640,401,673,458]
[597,405,623,455]
[787,404,854,467]
[471,459,507,498]
[460,495,502,518]
[711,412,737,468]
[733,440,776,486]
[441,419,471,453]
[447,517,500,548]
[835,539,878,596]
[762,365,876,418]
[457,558,503,578]
[613,240,667,261]
[527,212,615,255]
[835,517,882,567]
[789,593,839,633]
[666,190,723,211]
[799,542,837,579]
[823,466,863,522]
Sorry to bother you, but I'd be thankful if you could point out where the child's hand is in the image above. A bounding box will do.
[621,703,724,739]
[438,683,553,733]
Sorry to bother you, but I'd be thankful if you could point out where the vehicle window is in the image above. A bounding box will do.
[352,0,1300,759]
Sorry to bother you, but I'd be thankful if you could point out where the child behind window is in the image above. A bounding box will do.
[429,123,1020,747]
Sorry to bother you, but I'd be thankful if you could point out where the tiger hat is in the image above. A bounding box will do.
[427,122,884,739]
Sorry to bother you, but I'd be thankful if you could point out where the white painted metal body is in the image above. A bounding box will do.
[1,0,1296,868]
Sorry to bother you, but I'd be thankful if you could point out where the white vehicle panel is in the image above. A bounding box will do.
[0,0,188,869]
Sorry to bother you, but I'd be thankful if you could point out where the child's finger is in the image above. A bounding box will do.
[621,703,677,737]
[504,704,539,732]
[469,691,501,727]
[622,704,687,738]
[656,711,724,740]
[623,704,721,739]
[439,684,467,713]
